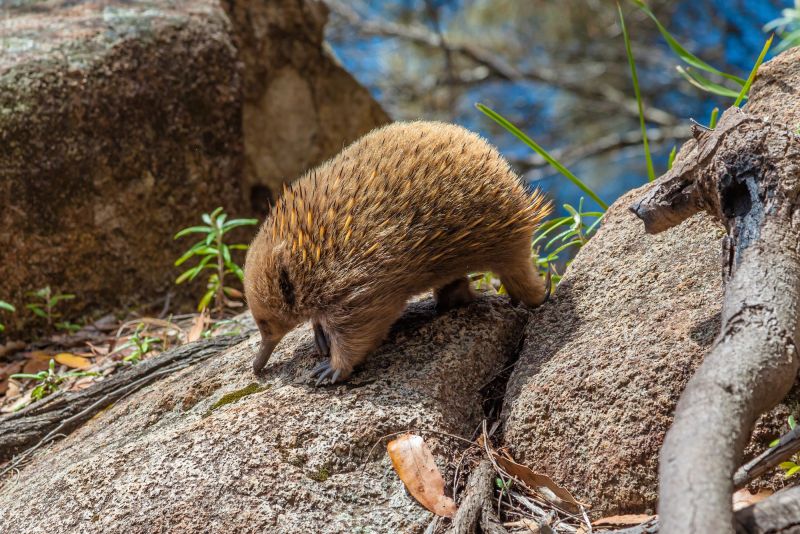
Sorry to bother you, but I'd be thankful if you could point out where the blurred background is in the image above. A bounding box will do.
[325,0,789,212]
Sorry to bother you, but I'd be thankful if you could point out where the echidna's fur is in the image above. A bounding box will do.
[244,121,551,384]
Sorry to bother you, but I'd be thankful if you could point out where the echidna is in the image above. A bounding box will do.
[244,121,551,385]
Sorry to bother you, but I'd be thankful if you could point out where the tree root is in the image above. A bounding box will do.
[630,104,800,534]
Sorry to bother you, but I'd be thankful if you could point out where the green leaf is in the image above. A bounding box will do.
[174,226,213,239]
[26,304,47,318]
[222,244,232,265]
[222,219,259,232]
[476,103,608,210]
[10,372,47,380]
[770,438,781,447]
[675,66,742,99]
[0,301,15,312]
[49,294,75,306]
[734,35,774,108]
[31,384,48,401]
[786,465,800,478]
[780,461,797,470]
[229,244,249,251]
[629,0,746,85]
[174,242,208,266]
[198,289,216,312]
[789,414,796,429]
[230,263,245,282]
[550,239,584,256]
[175,264,202,284]
[667,146,677,170]
[619,3,655,182]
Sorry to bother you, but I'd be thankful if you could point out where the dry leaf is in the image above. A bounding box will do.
[732,488,773,511]
[387,434,458,518]
[493,454,584,513]
[187,311,209,343]
[54,352,91,369]
[22,351,51,374]
[592,514,657,528]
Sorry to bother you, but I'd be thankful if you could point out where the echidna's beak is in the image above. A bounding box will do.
[253,337,278,374]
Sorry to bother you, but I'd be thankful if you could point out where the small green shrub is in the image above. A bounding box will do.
[10,359,98,401]
[117,323,162,364]
[25,286,76,330]
[174,207,258,315]
[0,300,15,333]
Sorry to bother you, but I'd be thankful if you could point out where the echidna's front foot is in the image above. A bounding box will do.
[309,360,345,387]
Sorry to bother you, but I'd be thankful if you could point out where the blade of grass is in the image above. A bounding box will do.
[619,3,655,182]
[709,107,720,129]
[667,145,677,170]
[476,103,608,210]
[630,0,746,85]
[675,66,742,99]
[734,35,774,107]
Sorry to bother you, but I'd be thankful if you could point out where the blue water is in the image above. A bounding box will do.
[327,1,786,214]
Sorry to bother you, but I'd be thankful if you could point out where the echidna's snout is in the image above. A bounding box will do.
[253,336,279,373]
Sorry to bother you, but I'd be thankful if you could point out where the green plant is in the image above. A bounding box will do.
[476,104,608,210]
[475,105,606,288]
[533,198,603,285]
[631,0,771,106]
[495,477,514,496]
[174,207,258,315]
[118,323,162,364]
[764,1,800,53]
[733,35,773,108]
[771,415,800,478]
[25,286,75,328]
[0,300,14,333]
[10,359,98,401]
[618,3,655,182]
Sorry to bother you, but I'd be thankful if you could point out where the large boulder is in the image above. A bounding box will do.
[0,297,527,533]
[504,147,800,518]
[503,47,800,517]
[0,0,388,334]
[223,0,390,210]
[503,186,725,515]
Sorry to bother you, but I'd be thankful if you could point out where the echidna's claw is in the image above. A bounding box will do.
[543,268,553,303]
[310,360,341,387]
[313,321,330,357]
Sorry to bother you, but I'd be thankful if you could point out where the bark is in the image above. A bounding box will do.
[630,107,800,533]
[0,333,249,466]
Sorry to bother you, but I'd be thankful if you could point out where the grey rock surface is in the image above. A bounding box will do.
[503,185,726,516]
[0,296,526,533]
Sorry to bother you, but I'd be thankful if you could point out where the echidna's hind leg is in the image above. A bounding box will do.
[434,276,475,313]
[497,256,547,308]
[310,303,406,387]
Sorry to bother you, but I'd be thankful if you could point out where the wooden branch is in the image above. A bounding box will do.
[325,0,679,126]
[0,333,250,467]
[630,105,800,534]
[733,424,800,488]
[451,460,509,534]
